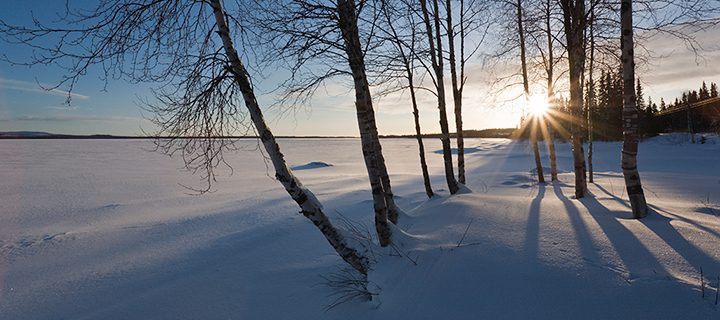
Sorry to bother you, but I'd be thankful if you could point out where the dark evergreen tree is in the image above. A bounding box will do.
[636,79,645,111]
[700,81,710,100]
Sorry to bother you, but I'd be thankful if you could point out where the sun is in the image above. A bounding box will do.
[528,95,550,117]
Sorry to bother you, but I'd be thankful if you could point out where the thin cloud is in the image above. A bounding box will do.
[0,114,142,122]
[0,78,90,100]
[47,105,80,111]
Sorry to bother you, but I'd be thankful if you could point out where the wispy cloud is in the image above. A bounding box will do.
[0,114,142,122]
[0,78,89,100]
[46,105,80,111]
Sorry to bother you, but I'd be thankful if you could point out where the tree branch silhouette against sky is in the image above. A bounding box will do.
[0,0,718,136]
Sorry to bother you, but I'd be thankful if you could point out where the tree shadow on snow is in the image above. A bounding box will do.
[639,209,720,277]
[551,184,603,267]
[523,185,544,262]
[649,204,720,240]
[432,146,484,155]
[592,183,631,209]
[560,189,670,281]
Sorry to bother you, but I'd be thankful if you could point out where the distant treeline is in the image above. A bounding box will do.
[0,131,362,139]
[2,128,519,140]
[381,128,516,139]
[516,75,719,141]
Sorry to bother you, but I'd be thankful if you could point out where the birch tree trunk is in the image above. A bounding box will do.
[687,103,695,143]
[337,0,394,244]
[420,0,460,194]
[587,10,595,183]
[210,0,369,273]
[446,0,465,185]
[547,119,559,181]
[545,0,558,181]
[517,0,545,183]
[380,2,434,199]
[410,74,435,198]
[560,0,587,198]
[362,98,402,224]
[620,0,648,218]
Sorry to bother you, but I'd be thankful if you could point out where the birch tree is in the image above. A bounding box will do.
[379,0,434,198]
[338,0,395,242]
[446,0,466,184]
[539,0,561,181]
[515,0,545,183]
[559,0,588,198]
[0,0,370,273]
[420,0,461,194]
[586,5,596,183]
[252,0,405,245]
[620,0,648,218]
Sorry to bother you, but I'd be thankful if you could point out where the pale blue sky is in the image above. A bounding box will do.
[1,1,718,136]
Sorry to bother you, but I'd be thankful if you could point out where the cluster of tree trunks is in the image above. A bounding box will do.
[8,0,705,277]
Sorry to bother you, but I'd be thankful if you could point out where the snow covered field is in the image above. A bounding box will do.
[1,135,719,319]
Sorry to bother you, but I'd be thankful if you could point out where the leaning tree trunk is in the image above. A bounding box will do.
[517,0,544,183]
[561,0,587,198]
[337,0,393,245]
[210,0,369,273]
[361,96,402,224]
[420,0,460,194]
[446,0,465,185]
[620,0,648,218]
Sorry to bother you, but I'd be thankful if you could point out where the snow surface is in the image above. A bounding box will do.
[291,161,334,170]
[1,135,719,319]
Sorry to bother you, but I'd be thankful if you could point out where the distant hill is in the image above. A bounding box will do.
[1,129,518,139]
[0,131,56,138]
[381,128,516,139]
[0,131,358,139]
[0,131,122,139]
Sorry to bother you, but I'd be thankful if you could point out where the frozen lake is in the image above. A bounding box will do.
[1,136,719,319]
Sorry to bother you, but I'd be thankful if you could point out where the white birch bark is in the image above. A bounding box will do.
[446,0,466,185]
[337,0,394,244]
[620,0,648,218]
[209,0,369,273]
[544,0,558,182]
[560,0,587,198]
[420,0,460,195]
[362,104,402,224]
[587,9,595,184]
[380,3,434,198]
[410,80,435,199]
[517,0,545,183]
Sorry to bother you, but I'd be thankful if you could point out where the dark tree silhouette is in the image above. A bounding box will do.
[0,0,370,273]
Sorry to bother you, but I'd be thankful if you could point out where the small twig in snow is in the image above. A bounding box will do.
[701,267,705,298]
[456,218,476,248]
[700,193,718,216]
[390,243,418,266]
[320,266,378,311]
